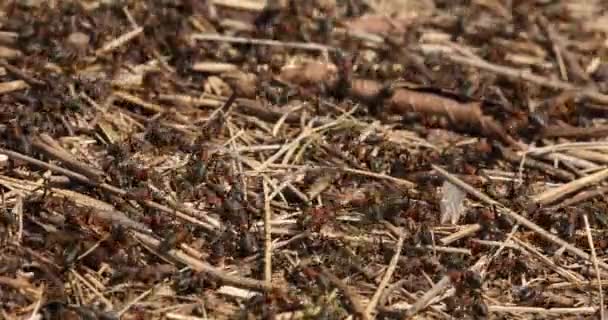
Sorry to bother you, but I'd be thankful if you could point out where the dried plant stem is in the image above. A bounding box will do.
[191,33,337,52]
[365,229,405,317]
[263,180,272,286]
[488,305,596,315]
[432,164,608,271]
[439,224,481,245]
[212,0,265,11]
[13,196,23,243]
[96,27,144,55]
[584,214,605,320]
[533,168,608,205]
[192,61,238,73]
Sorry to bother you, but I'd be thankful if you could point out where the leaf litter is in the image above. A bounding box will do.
[0,0,608,319]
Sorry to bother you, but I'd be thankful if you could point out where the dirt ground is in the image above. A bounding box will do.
[1,0,608,319]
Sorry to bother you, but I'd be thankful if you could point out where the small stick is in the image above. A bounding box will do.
[263,180,272,286]
[0,80,28,94]
[192,61,238,73]
[318,267,370,320]
[12,196,23,243]
[552,185,608,209]
[113,91,165,113]
[488,305,596,315]
[584,214,605,320]
[511,237,584,284]
[439,224,481,245]
[212,0,265,11]
[191,33,337,52]
[31,134,104,181]
[158,94,223,108]
[566,149,608,165]
[365,229,405,317]
[533,168,608,205]
[96,27,144,55]
[432,165,608,271]
[542,152,599,170]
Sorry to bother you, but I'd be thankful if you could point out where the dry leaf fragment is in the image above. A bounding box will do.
[440,180,467,225]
